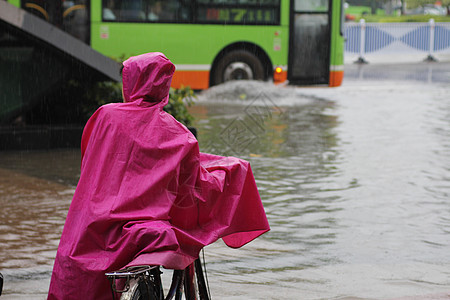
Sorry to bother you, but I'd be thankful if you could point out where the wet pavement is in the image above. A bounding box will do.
[344,61,450,84]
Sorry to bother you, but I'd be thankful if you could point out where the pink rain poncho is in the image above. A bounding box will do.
[48,52,270,299]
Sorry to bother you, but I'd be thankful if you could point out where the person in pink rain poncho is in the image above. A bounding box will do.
[48,52,270,299]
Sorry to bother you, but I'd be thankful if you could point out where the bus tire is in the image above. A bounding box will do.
[213,50,265,85]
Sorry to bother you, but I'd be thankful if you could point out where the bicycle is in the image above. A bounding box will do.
[106,257,210,300]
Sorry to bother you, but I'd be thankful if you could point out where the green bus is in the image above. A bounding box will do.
[8,0,345,89]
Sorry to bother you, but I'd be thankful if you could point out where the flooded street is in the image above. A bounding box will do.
[1,63,450,299]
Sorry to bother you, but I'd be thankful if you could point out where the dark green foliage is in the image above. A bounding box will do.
[81,81,123,118]
[82,82,196,127]
[22,80,195,126]
[164,86,196,127]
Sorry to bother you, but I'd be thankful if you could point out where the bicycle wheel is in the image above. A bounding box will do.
[194,259,210,300]
[121,277,159,300]
[165,262,210,300]
[120,261,210,300]
[180,260,211,300]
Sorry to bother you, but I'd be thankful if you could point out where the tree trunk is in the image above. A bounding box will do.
[385,0,393,15]
[401,0,406,15]
[371,0,377,14]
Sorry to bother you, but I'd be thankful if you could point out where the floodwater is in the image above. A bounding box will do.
[1,62,450,299]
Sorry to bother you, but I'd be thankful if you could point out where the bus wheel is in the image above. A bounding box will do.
[213,50,264,85]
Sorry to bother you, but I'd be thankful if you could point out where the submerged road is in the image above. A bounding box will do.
[0,62,449,299]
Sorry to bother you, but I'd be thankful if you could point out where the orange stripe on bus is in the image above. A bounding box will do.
[25,3,49,21]
[171,70,210,90]
[63,4,86,18]
[171,70,342,89]
[329,70,344,87]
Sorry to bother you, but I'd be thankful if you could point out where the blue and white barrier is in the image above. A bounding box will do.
[345,19,450,63]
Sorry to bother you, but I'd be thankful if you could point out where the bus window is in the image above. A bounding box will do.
[289,0,330,84]
[63,0,89,43]
[22,0,63,26]
[120,0,146,21]
[148,1,191,22]
[103,0,117,20]
[196,0,280,24]
[147,2,163,21]
[294,0,328,12]
[102,0,192,22]
[291,14,329,80]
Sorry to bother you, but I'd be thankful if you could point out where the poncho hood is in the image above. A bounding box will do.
[122,52,175,105]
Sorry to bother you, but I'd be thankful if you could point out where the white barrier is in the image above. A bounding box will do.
[345,19,450,63]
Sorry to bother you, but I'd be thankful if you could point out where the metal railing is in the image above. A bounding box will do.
[345,19,450,63]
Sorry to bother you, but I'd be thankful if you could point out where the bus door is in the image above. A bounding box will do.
[288,0,331,85]
[21,0,90,44]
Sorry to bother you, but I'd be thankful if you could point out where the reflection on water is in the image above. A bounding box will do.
[194,80,450,299]
[1,77,450,299]
[0,150,79,297]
